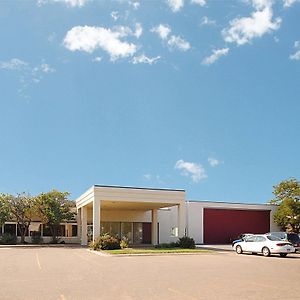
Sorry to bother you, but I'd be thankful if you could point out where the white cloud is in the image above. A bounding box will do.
[92,56,102,62]
[134,23,143,38]
[132,54,161,65]
[0,59,54,97]
[290,41,300,60]
[151,24,190,51]
[167,35,191,51]
[111,11,119,21]
[191,0,206,6]
[37,0,90,7]
[283,0,300,7]
[202,48,229,65]
[167,0,184,12]
[129,1,140,9]
[208,158,220,167]
[0,58,28,70]
[151,24,171,40]
[63,25,137,60]
[222,4,281,46]
[200,16,216,26]
[132,54,160,65]
[175,159,207,183]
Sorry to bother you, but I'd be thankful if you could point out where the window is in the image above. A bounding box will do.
[72,225,78,237]
[4,224,16,236]
[254,236,266,242]
[171,227,178,237]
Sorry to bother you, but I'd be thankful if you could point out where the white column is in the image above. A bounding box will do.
[178,203,186,237]
[151,209,158,245]
[93,199,101,241]
[81,206,88,246]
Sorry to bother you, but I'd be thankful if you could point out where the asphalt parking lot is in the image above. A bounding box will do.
[0,246,299,300]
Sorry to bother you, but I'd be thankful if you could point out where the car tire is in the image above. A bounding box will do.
[280,253,287,257]
[262,247,270,257]
[236,245,243,254]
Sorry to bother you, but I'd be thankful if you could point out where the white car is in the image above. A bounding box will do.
[233,234,295,257]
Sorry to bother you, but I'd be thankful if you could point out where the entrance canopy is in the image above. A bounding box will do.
[76,185,186,245]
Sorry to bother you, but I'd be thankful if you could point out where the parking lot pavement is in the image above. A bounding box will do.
[0,246,299,300]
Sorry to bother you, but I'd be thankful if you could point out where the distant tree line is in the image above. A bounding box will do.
[0,190,75,243]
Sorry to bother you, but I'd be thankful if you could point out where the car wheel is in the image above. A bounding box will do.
[280,253,287,257]
[262,247,270,257]
[236,245,243,254]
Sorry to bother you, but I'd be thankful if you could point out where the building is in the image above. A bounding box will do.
[76,185,279,245]
[0,185,279,245]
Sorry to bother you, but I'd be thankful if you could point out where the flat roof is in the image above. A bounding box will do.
[187,199,274,206]
[94,184,185,192]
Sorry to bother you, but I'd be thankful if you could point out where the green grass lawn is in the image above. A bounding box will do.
[105,248,211,254]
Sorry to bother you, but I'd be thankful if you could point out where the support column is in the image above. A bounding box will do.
[93,199,101,242]
[151,209,158,245]
[81,206,88,246]
[178,203,186,237]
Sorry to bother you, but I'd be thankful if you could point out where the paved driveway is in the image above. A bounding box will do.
[0,246,299,300]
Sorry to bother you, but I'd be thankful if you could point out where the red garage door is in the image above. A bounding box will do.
[204,208,270,244]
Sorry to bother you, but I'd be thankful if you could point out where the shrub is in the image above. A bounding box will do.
[120,237,129,249]
[177,236,195,249]
[31,232,43,244]
[89,234,121,250]
[0,233,17,245]
[155,242,179,248]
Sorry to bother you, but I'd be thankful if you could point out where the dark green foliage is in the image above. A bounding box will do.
[31,232,43,244]
[36,190,75,242]
[0,194,10,226]
[89,234,121,250]
[270,178,300,233]
[177,236,196,249]
[0,233,17,245]
[155,242,179,248]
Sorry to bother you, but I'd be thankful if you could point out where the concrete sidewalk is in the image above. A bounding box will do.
[196,244,234,251]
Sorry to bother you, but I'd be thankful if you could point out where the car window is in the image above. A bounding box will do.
[244,236,255,242]
[270,232,286,239]
[254,236,266,242]
[267,235,282,241]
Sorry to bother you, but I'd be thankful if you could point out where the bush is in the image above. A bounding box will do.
[120,237,129,249]
[177,236,195,249]
[31,232,43,244]
[0,233,17,245]
[155,242,179,248]
[89,234,121,250]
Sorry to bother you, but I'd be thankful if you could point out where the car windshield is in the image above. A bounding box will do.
[287,233,300,243]
[267,235,283,241]
[270,232,286,239]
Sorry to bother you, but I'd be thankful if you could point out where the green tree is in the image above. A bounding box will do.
[0,194,10,228]
[270,178,300,233]
[36,190,75,243]
[6,193,36,243]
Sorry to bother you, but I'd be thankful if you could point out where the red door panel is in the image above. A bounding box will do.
[204,208,270,244]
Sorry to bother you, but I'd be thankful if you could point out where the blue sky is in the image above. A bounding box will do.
[0,0,299,203]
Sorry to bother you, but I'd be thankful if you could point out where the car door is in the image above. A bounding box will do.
[251,235,267,253]
[243,235,256,252]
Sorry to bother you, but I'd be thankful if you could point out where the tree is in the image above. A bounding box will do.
[0,194,10,228]
[270,178,300,233]
[6,193,36,243]
[36,190,75,243]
